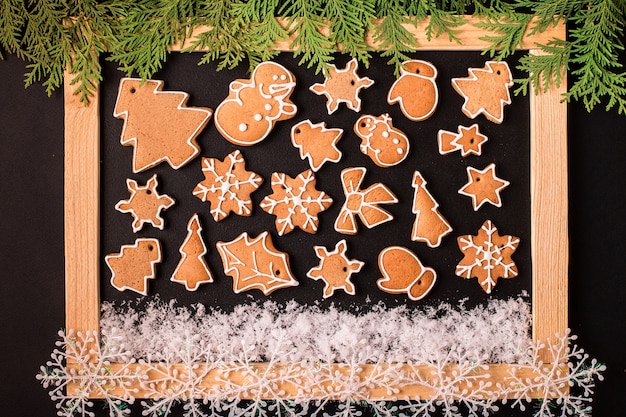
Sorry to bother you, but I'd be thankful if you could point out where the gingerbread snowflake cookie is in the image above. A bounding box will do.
[114,78,212,173]
[307,239,364,298]
[354,114,410,168]
[105,238,162,295]
[193,150,263,221]
[260,169,333,236]
[458,163,510,210]
[388,60,439,121]
[377,246,437,301]
[291,120,344,172]
[456,220,520,293]
[115,174,175,232]
[438,124,488,157]
[309,58,374,114]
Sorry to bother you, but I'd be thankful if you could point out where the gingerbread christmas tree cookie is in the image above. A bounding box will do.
[309,58,374,114]
[458,163,510,210]
[105,238,162,295]
[260,169,333,236]
[114,78,212,173]
[307,239,364,298]
[170,214,214,291]
[290,120,344,172]
[411,171,452,247]
[115,174,175,233]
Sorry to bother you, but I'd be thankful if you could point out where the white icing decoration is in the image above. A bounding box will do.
[238,123,248,132]
[254,114,262,121]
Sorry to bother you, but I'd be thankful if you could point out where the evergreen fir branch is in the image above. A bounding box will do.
[371,0,415,75]
[0,0,31,60]
[322,0,376,66]
[478,14,533,60]
[514,38,570,97]
[470,0,516,19]
[514,0,587,35]
[405,0,465,44]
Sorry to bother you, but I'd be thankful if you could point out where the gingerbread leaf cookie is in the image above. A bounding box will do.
[307,239,364,298]
[334,167,398,235]
[214,61,297,146]
[193,150,263,222]
[260,169,333,236]
[309,58,374,114]
[291,120,344,172]
[115,174,175,233]
[354,114,410,168]
[437,124,488,157]
[170,214,214,291]
[216,231,298,295]
[105,238,162,295]
[114,78,212,173]
[458,163,510,210]
[411,171,452,248]
[451,61,513,124]
[388,60,439,121]
[377,246,437,301]
[456,220,520,294]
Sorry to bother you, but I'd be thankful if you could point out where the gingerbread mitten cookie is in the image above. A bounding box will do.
[388,60,439,121]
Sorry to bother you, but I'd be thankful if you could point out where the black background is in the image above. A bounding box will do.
[1,49,624,416]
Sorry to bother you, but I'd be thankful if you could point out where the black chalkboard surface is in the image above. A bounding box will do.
[99,51,531,312]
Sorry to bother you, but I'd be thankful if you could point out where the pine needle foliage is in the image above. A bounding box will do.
[1,0,626,114]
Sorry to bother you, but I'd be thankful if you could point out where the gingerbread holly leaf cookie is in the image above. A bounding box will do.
[309,58,374,114]
[105,238,162,295]
[114,78,212,173]
[458,163,510,210]
[193,150,263,222]
[334,167,398,235]
[216,231,298,295]
[377,246,437,301]
[307,239,364,298]
[170,214,214,291]
[291,120,344,172]
[437,124,488,157]
[456,220,520,294]
[260,169,333,236]
[115,174,175,233]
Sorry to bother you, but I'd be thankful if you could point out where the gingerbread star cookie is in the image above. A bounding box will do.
[307,239,364,298]
[451,61,513,124]
[260,169,333,236]
[456,220,520,294]
[377,246,437,301]
[458,163,510,210]
[170,213,214,291]
[411,171,452,248]
[114,78,212,173]
[216,231,298,295]
[115,174,175,232]
[309,58,374,114]
[334,167,398,235]
[291,120,344,172]
[437,124,488,157]
[193,150,263,222]
[105,238,162,295]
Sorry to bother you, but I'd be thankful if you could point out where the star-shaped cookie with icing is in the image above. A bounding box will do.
[115,174,175,232]
[458,163,509,210]
[309,58,374,114]
[438,124,488,157]
[307,239,364,298]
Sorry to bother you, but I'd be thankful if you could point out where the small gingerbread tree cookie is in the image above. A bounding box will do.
[170,213,214,291]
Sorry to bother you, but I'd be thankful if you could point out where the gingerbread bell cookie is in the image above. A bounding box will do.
[377,246,437,301]
[214,61,297,146]
[458,163,510,210]
[354,114,410,168]
[388,60,439,121]
[307,239,364,298]
[105,238,162,295]
[309,58,374,114]
[170,214,214,291]
[291,120,344,172]
[451,61,513,124]
[115,174,175,233]
[411,171,452,248]
[114,78,212,173]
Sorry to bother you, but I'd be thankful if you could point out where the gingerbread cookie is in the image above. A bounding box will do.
[193,150,263,222]
[214,62,297,146]
[105,238,162,295]
[354,114,410,168]
[437,124,488,157]
[387,60,439,121]
[115,174,175,233]
[451,61,513,124]
[307,239,364,298]
[309,58,374,114]
[291,120,344,172]
[456,220,520,294]
[216,231,298,295]
[260,169,333,236]
[458,163,510,210]
[377,246,437,301]
[411,171,452,247]
[334,167,398,235]
[170,214,214,291]
[113,78,212,173]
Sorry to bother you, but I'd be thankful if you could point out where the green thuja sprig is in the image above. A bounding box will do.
[371,0,415,75]
[322,0,376,66]
[478,14,533,60]
[0,0,31,60]
[406,0,464,44]
[515,38,570,96]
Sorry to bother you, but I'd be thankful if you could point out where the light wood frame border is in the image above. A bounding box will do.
[64,16,567,399]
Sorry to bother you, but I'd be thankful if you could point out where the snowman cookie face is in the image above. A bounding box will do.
[354,114,410,168]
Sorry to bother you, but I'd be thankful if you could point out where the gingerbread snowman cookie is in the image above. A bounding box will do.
[354,114,410,168]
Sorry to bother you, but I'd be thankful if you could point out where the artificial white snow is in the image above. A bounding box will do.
[100,297,532,365]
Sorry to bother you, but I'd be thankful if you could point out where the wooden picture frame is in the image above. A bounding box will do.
[64,16,567,400]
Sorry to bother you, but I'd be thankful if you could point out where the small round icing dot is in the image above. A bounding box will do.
[392,138,399,144]
[264,104,272,111]
[254,114,262,121]
[280,74,286,80]
[272,75,278,81]
[382,131,389,138]
[238,123,248,132]
[397,148,404,154]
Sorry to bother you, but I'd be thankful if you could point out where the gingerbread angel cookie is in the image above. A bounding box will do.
[214,61,297,146]
[309,58,374,114]
[115,174,175,233]
[291,120,344,172]
[377,246,437,301]
[458,163,510,210]
[411,171,452,247]
[307,239,364,298]
[105,238,162,295]
[170,214,214,291]
[114,78,212,173]
[354,114,410,168]
[388,60,439,121]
